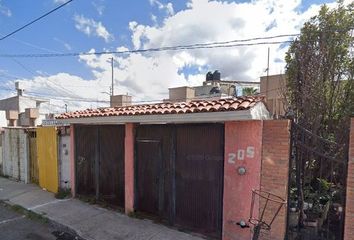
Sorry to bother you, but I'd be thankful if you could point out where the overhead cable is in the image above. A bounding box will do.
[0,0,74,41]
[0,39,295,58]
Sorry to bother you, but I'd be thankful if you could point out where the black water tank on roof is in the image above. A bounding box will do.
[206,71,213,81]
[213,70,221,81]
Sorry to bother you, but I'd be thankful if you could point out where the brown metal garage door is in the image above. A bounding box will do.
[75,125,97,197]
[135,124,224,238]
[75,125,125,208]
[175,124,224,238]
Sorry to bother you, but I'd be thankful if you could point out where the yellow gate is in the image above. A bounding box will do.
[37,127,58,193]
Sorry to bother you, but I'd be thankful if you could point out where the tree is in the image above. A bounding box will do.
[285,0,354,143]
[285,1,354,231]
[242,87,258,96]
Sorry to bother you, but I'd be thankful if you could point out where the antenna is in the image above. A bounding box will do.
[266,47,270,98]
[109,57,114,96]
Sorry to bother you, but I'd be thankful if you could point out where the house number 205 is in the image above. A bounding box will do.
[228,146,255,164]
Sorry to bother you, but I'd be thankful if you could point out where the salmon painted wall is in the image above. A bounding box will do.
[223,121,263,240]
[70,125,76,197]
[125,123,134,214]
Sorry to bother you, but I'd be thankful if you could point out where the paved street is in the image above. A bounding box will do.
[0,177,204,240]
[0,202,82,240]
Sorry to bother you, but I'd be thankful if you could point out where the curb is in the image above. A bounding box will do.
[1,199,87,240]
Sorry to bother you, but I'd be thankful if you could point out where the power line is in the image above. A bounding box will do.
[0,37,296,58]
[0,0,74,41]
[22,85,284,105]
[4,27,353,58]
[11,38,63,54]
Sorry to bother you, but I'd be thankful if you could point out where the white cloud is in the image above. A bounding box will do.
[151,14,158,24]
[92,0,105,16]
[73,15,114,42]
[130,0,338,83]
[0,1,11,17]
[53,0,68,4]
[149,0,174,16]
[4,0,350,112]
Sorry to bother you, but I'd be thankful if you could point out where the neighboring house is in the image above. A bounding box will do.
[168,72,288,119]
[0,82,48,127]
[260,74,287,118]
[168,71,260,102]
[56,96,273,239]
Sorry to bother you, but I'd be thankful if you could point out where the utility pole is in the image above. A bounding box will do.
[266,47,270,97]
[109,57,114,96]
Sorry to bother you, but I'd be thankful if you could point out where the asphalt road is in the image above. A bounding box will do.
[0,203,82,240]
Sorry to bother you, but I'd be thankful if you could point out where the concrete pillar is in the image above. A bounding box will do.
[70,125,76,197]
[344,118,354,240]
[223,121,263,240]
[125,123,134,214]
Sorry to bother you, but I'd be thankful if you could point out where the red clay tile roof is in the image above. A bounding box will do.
[56,96,264,119]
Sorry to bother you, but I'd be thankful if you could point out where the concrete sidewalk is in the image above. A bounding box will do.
[0,177,204,240]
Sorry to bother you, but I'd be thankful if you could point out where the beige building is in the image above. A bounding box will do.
[167,71,260,102]
[260,74,287,118]
[168,72,287,119]
[0,82,47,127]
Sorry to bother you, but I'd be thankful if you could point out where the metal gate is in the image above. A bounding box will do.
[135,125,172,221]
[37,127,59,193]
[175,125,224,238]
[28,129,38,184]
[287,122,347,240]
[135,124,224,238]
[75,125,125,208]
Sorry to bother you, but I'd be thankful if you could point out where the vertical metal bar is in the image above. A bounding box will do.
[320,157,323,179]
[250,190,255,221]
[95,127,100,201]
[218,123,225,237]
[259,193,270,221]
[285,121,294,240]
[158,141,164,215]
[270,203,285,227]
[74,125,78,195]
[170,125,176,225]
[133,126,138,210]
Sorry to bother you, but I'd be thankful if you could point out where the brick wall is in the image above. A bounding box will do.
[344,118,354,240]
[260,120,291,240]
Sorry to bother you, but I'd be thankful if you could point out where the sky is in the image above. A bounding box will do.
[0,0,349,113]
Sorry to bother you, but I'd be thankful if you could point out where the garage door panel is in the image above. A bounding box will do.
[135,125,173,220]
[99,125,125,207]
[75,125,125,207]
[135,141,161,214]
[175,124,224,237]
[75,126,97,197]
[134,124,224,238]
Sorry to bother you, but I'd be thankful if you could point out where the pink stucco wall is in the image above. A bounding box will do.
[223,121,263,240]
[125,123,134,214]
[70,125,76,197]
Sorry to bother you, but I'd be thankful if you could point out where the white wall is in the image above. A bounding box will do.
[2,128,29,183]
[0,111,7,128]
[59,134,71,189]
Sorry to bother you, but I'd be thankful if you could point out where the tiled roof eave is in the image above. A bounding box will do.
[56,96,267,121]
[56,109,255,125]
